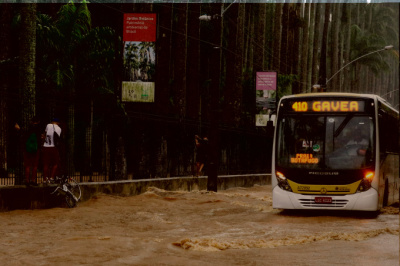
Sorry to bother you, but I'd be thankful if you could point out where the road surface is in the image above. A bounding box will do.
[0,185,398,265]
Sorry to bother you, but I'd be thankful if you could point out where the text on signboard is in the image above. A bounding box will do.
[291,101,359,112]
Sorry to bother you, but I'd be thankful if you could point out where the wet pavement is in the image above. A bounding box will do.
[0,185,398,265]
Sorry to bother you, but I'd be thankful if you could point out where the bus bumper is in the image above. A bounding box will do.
[272,186,379,211]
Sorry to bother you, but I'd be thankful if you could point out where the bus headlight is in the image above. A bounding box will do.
[276,171,292,192]
[357,171,374,192]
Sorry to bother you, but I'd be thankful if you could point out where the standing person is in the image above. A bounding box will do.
[195,135,208,177]
[346,132,369,146]
[42,118,62,183]
[23,116,42,185]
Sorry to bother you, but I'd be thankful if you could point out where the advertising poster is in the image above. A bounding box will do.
[255,71,277,126]
[122,13,156,102]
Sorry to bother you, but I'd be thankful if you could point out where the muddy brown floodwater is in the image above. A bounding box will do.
[0,185,398,266]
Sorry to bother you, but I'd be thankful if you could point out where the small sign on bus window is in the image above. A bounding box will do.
[290,154,319,164]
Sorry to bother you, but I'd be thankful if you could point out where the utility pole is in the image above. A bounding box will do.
[199,3,235,192]
[208,6,222,193]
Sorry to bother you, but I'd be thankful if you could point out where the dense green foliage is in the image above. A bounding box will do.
[0,2,398,182]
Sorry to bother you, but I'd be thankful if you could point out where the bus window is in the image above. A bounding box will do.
[277,115,374,170]
[325,116,374,169]
[277,116,324,169]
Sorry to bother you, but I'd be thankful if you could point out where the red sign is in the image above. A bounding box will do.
[123,13,156,42]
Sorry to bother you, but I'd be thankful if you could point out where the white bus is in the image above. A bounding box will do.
[272,93,399,211]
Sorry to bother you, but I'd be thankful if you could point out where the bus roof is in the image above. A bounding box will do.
[280,92,398,113]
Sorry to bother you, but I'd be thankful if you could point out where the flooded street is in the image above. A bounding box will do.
[0,184,398,265]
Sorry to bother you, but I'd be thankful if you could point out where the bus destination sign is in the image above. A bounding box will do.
[290,100,365,112]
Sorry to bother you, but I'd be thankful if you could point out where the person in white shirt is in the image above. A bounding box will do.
[346,131,369,156]
[42,118,62,182]
[346,133,368,146]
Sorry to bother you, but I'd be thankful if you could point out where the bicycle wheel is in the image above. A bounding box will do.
[65,178,82,208]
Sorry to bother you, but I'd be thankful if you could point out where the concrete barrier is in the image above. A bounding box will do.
[0,174,271,212]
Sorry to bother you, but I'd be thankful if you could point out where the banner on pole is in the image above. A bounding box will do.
[122,14,156,102]
[256,72,277,91]
[255,71,277,126]
[122,82,155,103]
[123,13,157,42]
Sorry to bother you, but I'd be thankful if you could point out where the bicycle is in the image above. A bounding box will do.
[48,176,82,208]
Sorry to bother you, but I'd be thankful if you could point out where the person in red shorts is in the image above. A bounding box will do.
[42,118,62,183]
[23,116,42,185]
[194,135,208,177]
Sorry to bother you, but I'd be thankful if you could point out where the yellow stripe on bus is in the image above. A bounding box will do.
[287,180,361,195]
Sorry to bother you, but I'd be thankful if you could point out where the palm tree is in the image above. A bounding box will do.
[37,3,120,179]
[362,3,398,99]
[37,3,91,178]
[78,25,118,177]
[235,3,246,127]
[342,3,352,92]
[330,4,341,92]
[19,4,37,131]
[18,4,37,184]
[124,42,139,81]
[272,4,283,72]
[280,3,289,74]
[300,3,310,93]
[318,3,330,88]
[306,3,316,91]
[138,42,155,81]
[311,3,322,86]
[253,3,265,73]
[290,3,301,94]
[0,4,14,176]
[348,25,392,93]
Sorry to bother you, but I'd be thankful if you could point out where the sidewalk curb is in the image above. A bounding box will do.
[0,174,271,212]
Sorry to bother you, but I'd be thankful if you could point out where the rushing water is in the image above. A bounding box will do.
[0,185,398,265]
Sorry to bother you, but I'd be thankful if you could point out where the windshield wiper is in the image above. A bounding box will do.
[333,114,354,138]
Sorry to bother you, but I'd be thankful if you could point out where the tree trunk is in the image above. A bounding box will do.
[114,136,127,180]
[84,100,93,180]
[280,3,289,74]
[244,5,253,75]
[272,4,283,72]
[155,3,173,116]
[234,4,245,127]
[253,3,265,73]
[253,3,265,71]
[330,4,341,92]
[312,3,322,85]
[242,4,254,127]
[265,5,274,70]
[207,3,222,192]
[307,3,316,91]
[0,4,13,175]
[291,3,301,94]
[318,3,330,89]
[186,3,201,123]
[67,103,75,177]
[18,3,37,184]
[300,3,310,93]
[19,4,37,129]
[223,3,243,127]
[173,3,188,121]
[343,4,353,92]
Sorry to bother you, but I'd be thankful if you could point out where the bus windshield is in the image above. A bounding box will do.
[277,115,374,170]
